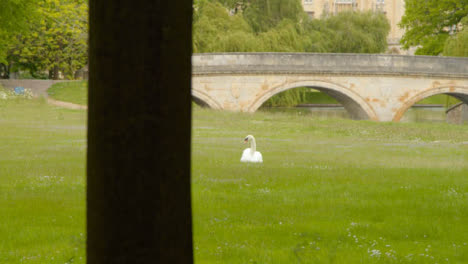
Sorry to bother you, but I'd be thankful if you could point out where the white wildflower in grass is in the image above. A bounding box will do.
[385,249,396,258]
[445,187,465,199]
[368,249,381,258]
[258,188,270,194]
[31,175,66,188]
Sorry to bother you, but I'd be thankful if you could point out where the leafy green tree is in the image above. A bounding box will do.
[193,1,259,52]
[243,0,304,32]
[9,0,88,79]
[194,1,389,54]
[324,11,390,53]
[0,0,38,77]
[259,19,327,52]
[444,17,468,57]
[400,0,468,55]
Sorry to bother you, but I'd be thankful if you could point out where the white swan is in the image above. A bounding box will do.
[241,135,263,163]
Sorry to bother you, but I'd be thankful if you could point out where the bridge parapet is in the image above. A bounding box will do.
[192,53,468,121]
[193,53,468,78]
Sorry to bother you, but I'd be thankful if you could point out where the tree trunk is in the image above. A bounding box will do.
[87,0,193,263]
[0,63,9,79]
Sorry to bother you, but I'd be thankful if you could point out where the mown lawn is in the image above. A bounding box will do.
[0,99,86,263]
[192,108,468,263]
[0,99,467,263]
[47,81,87,106]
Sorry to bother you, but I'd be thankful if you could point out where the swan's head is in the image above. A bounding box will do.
[244,135,254,144]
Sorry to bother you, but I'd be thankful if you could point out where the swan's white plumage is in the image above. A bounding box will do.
[241,135,263,163]
[241,148,263,163]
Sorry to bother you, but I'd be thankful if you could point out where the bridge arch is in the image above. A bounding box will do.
[393,86,468,122]
[248,80,378,121]
[192,89,223,110]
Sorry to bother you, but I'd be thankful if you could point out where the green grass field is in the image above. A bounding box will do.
[47,81,88,105]
[0,99,86,263]
[193,108,468,263]
[1,99,467,263]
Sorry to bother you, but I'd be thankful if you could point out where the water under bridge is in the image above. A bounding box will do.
[192,53,468,122]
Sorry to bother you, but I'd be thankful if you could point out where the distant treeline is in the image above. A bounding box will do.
[194,0,390,54]
[193,0,390,106]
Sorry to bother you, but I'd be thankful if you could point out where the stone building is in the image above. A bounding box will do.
[302,0,409,54]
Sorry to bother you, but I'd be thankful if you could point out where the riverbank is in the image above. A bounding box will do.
[261,104,450,123]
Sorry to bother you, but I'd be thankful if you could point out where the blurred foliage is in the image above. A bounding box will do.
[0,0,38,66]
[2,0,390,82]
[1,0,88,79]
[194,0,390,54]
[400,0,468,55]
[242,0,304,33]
[444,17,468,57]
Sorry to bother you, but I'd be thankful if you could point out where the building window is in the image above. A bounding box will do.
[334,0,357,13]
[375,0,385,12]
[307,11,315,18]
[304,0,313,4]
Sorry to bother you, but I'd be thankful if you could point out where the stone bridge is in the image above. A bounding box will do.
[192,53,468,122]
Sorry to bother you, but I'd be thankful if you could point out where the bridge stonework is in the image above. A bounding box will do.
[192,53,468,122]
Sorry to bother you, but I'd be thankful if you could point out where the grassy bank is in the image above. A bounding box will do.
[46,81,459,108]
[263,88,461,107]
[47,81,87,105]
[1,100,467,263]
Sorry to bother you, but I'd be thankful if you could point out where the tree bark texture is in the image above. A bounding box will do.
[87,0,193,263]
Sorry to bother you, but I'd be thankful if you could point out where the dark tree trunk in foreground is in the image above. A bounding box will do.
[87,0,193,263]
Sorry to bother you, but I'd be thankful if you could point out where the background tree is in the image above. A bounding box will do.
[324,11,390,53]
[194,0,390,54]
[193,1,259,53]
[0,0,38,77]
[400,0,468,55]
[242,0,304,33]
[444,17,468,57]
[8,0,88,79]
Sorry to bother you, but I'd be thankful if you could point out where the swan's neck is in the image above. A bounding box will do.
[250,137,256,154]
